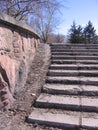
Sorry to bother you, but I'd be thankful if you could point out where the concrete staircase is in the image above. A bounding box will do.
[28,43,98,129]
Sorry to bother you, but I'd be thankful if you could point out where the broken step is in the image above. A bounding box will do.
[34,93,98,112]
[46,76,98,86]
[28,108,98,129]
[43,84,98,96]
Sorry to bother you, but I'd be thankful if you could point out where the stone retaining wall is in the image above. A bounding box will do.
[0,14,40,110]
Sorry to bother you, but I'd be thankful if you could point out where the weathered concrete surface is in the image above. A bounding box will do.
[51,55,98,60]
[82,117,98,129]
[35,93,98,112]
[49,64,98,70]
[29,43,98,129]
[28,109,80,129]
[43,84,98,96]
[35,93,80,110]
[43,84,81,95]
[28,109,98,129]
[51,59,98,64]
[0,14,40,110]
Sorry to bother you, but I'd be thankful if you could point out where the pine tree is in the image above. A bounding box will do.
[68,21,98,44]
[83,21,97,44]
[68,21,83,43]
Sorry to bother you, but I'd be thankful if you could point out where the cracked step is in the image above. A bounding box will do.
[43,84,98,96]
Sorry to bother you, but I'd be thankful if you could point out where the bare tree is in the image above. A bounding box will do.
[0,0,60,21]
[30,1,61,43]
[0,0,63,42]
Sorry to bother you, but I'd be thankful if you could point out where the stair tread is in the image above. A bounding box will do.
[47,76,98,82]
[49,69,98,73]
[48,70,98,77]
[28,108,98,129]
[36,93,80,106]
[52,55,98,58]
[43,84,98,93]
[50,64,98,67]
[28,109,80,128]
[52,59,98,61]
[35,93,98,111]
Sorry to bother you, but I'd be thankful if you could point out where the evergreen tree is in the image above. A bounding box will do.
[83,21,97,44]
[68,21,84,43]
[68,21,98,44]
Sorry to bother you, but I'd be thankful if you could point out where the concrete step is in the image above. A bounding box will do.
[51,59,98,64]
[28,108,98,129]
[50,43,98,45]
[50,44,98,47]
[51,49,98,52]
[34,93,98,112]
[49,64,98,70]
[51,47,98,51]
[51,48,98,50]
[51,52,98,56]
[51,44,98,47]
[43,84,98,96]
[28,109,80,129]
[46,76,98,86]
[47,70,98,77]
[51,56,98,60]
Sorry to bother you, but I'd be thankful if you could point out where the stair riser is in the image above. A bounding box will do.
[51,47,98,49]
[51,48,98,50]
[46,79,98,86]
[34,102,81,111]
[28,119,80,130]
[50,44,98,46]
[47,72,98,77]
[50,45,98,49]
[51,53,98,56]
[51,50,98,54]
[51,61,98,64]
[51,57,98,60]
[34,102,98,113]
[43,89,98,96]
[49,66,98,70]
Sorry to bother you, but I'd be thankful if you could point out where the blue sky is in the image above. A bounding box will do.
[57,0,98,35]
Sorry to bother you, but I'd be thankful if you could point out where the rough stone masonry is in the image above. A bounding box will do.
[0,13,40,110]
